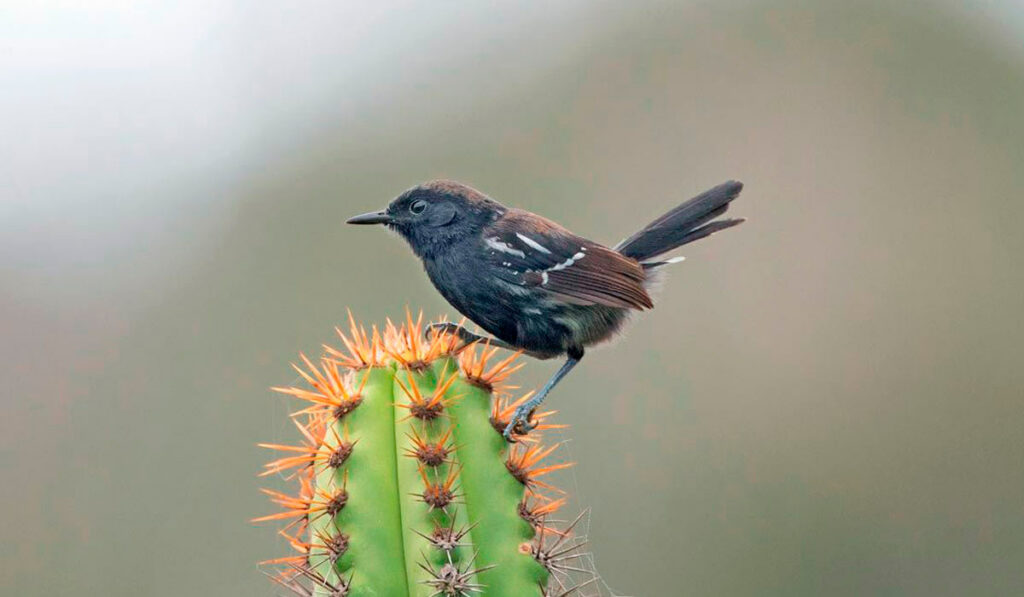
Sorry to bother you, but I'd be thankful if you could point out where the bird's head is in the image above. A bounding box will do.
[347,180,505,259]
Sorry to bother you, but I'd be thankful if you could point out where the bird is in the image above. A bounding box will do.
[347,179,745,438]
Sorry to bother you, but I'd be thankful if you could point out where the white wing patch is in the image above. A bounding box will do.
[515,233,552,254]
[485,236,526,258]
[520,248,586,287]
[549,251,586,272]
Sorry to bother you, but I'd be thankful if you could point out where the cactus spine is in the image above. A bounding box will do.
[256,313,593,596]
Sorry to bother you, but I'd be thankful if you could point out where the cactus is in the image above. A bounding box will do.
[255,312,597,596]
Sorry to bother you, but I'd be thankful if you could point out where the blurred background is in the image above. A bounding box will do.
[2,1,1022,595]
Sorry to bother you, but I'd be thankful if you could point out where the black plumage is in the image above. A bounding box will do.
[347,179,745,436]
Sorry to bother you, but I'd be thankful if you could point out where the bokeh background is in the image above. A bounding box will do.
[3,1,1022,595]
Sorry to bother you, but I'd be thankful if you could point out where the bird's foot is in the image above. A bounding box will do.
[503,404,539,440]
[425,322,522,353]
[424,322,478,347]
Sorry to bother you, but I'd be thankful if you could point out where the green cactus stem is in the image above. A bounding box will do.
[393,365,477,595]
[435,356,550,596]
[255,314,594,597]
[316,366,408,596]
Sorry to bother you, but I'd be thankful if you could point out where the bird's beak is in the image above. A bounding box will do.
[346,210,392,225]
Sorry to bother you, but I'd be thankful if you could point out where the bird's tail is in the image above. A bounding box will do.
[614,180,745,262]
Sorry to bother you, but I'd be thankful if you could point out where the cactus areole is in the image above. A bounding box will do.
[255,312,594,596]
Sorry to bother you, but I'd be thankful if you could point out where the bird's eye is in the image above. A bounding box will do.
[410,200,427,215]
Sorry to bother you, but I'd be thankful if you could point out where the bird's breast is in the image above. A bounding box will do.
[422,250,520,343]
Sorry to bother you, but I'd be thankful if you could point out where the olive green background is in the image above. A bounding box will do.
[2,1,1022,595]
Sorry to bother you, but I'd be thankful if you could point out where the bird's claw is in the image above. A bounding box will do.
[424,322,472,345]
[502,405,537,440]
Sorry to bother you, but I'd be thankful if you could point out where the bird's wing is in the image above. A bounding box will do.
[482,209,653,310]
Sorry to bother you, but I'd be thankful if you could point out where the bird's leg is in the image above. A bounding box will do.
[424,322,521,352]
[503,347,584,439]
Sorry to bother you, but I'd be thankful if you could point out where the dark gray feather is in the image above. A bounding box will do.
[614,180,744,261]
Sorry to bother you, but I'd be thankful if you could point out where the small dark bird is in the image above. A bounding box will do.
[348,180,745,437]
